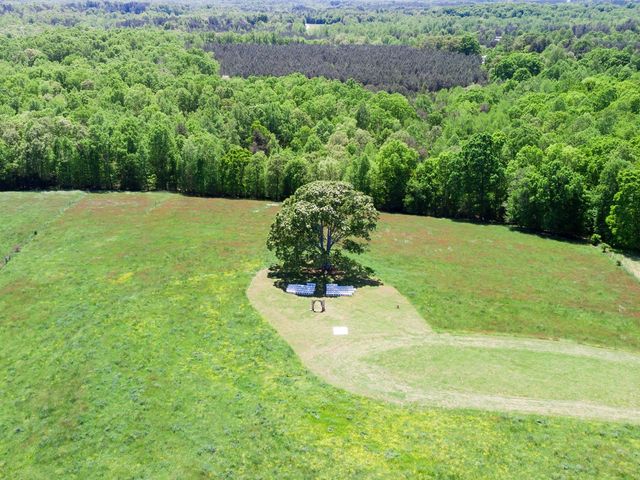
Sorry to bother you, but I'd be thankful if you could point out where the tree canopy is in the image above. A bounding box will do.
[267,181,378,273]
[607,167,640,250]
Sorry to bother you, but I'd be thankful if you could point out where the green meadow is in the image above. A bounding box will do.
[367,345,640,409]
[364,214,640,350]
[1,191,640,479]
[0,191,84,259]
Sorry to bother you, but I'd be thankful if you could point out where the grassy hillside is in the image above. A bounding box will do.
[1,192,640,478]
[0,191,84,259]
[365,214,640,350]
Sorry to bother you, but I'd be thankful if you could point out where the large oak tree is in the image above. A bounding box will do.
[267,181,378,273]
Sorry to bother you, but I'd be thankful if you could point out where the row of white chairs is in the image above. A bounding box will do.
[285,283,356,297]
[286,283,316,296]
[325,284,355,297]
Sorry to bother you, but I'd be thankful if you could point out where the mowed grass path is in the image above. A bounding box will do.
[249,269,640,423]
[368,345,640,410]
[1,192,640,478]
[364,214,640,351]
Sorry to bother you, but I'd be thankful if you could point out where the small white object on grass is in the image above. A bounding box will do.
[333,326,349,336]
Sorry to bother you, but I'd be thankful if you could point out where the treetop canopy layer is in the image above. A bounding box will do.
[267,181,378,272]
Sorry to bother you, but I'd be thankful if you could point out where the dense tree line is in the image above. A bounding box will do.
[401,45,640,249]
[2,1,639,59]
[1,8,640,251]
[0,29,430,197]
[207,43,485,93]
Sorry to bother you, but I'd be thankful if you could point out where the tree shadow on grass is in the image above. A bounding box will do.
[447,217,590,247]
[267,256,382,297]
[506,225,590,247]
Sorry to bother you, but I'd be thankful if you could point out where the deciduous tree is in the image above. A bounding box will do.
[372,139,418,212]
[267,181,378,272]
[607,167,640,250]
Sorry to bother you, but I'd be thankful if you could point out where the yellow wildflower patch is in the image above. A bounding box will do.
[113,271,134,284]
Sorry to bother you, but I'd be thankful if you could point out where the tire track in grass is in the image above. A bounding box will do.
[612,251,640,283]
[1,192,86,271]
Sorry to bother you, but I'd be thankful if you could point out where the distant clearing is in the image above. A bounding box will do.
[248,269,640,423]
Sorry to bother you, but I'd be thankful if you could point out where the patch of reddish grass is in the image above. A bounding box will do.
[0,278,31,297]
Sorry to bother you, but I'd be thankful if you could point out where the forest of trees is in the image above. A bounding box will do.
[3,1,639,49]
[207,43,485,93]
[0,1,639,251]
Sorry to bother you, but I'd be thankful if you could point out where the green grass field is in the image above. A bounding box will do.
[364,214,640,350]
[367,345,640,409]
[2,192,640,478]
[0,191,84,259]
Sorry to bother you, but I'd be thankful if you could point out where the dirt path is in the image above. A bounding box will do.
[617,251,640,283]
[248,269,640,423]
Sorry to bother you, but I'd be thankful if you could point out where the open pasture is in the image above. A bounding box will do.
[0,191,85,260]
[364,215,640,351]
[1,192,640,478]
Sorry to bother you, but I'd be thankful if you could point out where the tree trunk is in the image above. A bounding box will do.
[322,227,333,273]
